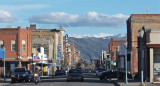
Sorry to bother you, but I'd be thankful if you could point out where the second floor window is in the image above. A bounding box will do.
[0,40,4,48]
[11,40,16,51]
[22,40,26,52]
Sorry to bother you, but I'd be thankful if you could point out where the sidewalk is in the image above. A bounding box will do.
[0,78,11,86]
[116,79,159,86]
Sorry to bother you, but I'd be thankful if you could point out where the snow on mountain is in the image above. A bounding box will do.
[68,33,126,38]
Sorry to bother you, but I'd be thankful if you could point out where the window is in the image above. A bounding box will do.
[11,40,16,51]
[0,40,4,48]
[22,40,26,52]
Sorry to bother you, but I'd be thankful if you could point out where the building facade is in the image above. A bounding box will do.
[127,14,160,73]
[0,26,32,75]
[31,25,65,73]
[109,38,124,61]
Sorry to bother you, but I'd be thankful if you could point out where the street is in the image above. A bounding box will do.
[3,73,117,86]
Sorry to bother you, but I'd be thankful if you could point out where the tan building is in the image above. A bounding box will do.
[140,29,160,82]
[30,25,66,73]
[127,14,160,73]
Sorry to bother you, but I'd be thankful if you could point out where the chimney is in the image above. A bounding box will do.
[18,26,21,30]
[30,24,36,30]
[26,27,30,30]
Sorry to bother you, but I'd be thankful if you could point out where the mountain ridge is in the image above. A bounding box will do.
[67,33,127,63]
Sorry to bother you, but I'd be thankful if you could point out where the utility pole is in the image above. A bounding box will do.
[32,49,35,72]
[100,50,103,67]
[124,42,128,84]
[138,29,144,85]
[41,55,43,76]
[3,47,5,82]
[18,51,21,67]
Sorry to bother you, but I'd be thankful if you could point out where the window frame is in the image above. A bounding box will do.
[22,40,26,52]
[11,40,16,52]
[0,40,4,48]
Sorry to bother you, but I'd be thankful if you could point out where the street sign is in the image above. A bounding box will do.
[0,48,5,59]
[34,56,40,59]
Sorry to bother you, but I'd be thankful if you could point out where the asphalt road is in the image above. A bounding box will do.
[3,73,117,86]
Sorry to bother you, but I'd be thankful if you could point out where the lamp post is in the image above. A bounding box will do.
[32,49,35,72]
[41,55,43,76]
[138,29,144,85]
[3,47,5,82]
[18,51,21,67]
[124,42,128,84]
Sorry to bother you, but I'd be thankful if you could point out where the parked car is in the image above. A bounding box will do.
[96,68,105,76]
[55,70,67,76]
[27,70,34,82]
[67,69,84,82]
[62,69,67,75]
[11,67,32,83]
[99,69,132,80]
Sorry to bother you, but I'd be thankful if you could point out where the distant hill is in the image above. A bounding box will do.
[67,33,127,63]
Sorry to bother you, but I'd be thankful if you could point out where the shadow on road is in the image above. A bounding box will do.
[40,73,120,86]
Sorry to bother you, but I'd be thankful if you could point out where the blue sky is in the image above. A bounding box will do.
[0,0,159,38]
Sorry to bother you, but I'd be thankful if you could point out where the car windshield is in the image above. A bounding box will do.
[97,68,105,70]
[56,70,61,72]
[14,68,26,72]
[69,69,81,73]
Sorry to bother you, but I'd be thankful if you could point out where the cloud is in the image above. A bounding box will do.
[0,4,49,11]
[0,10,17,23]
[29,11,129,27]
[68,33,113,38]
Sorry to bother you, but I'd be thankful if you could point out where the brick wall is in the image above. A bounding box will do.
[109,39,124,61]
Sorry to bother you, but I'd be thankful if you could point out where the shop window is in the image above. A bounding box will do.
[154,48,160,82]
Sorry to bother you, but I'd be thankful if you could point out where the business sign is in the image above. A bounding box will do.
[0,48,6,59]
[120,57,125,68]
[57,43,62,60]
[34,56,40,59]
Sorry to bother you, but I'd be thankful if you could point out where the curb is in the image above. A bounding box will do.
[113,81,121,86]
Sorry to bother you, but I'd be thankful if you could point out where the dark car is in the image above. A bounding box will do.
[27,70,34,82]
[67,69,83,82]
[11,67,32,83]
[96,68,105,76]
[99,69,132,80]
[55,70,63,76]
[62,69,67,75]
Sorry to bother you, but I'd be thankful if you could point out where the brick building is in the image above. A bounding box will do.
[63,41,80,70]
[109,38,124,61]
[127,14,160,73]
[0,26,33,75]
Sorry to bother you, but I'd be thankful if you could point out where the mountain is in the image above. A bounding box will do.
[67,33,127,63]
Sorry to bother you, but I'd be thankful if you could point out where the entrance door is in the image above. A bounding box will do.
[10,64,15,71]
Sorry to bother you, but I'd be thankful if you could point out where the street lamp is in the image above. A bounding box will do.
[18,51,21,67]
[124,42,128,84]
[32,49,35,72]
[41,55,43,76]
[3,47,5,82]
[138,28,144,85]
